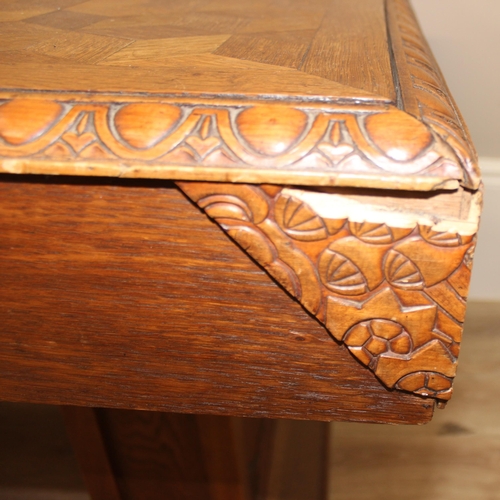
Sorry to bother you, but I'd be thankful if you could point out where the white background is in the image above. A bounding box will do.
[413,0,500,301]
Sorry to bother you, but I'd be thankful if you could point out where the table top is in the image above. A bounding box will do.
[0,0,394,99]
[0,0,480,191]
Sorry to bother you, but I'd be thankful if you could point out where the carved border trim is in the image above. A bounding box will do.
[178,181,478,401]
[386,0,480,190]
[0,94,464,191]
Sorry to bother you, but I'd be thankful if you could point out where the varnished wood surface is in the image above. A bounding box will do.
[300,0,394,99]
[0,0,391,100]
[0,175,434,424]
[0,402,89,497]
[265,418,328,500]
[86,411,327,500]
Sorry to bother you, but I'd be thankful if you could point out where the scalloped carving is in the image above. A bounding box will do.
[319,250,368,296]
[365,110,433,161]
[0,94,467,192]
[114,103,183,149]
[235,105,309,156]
[0,99,63,145]
[384,249,425,290]
[274,194,329,241]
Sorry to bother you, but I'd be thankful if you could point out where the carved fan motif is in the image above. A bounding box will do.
[350,222,413,244]
[395,371,453,399]
[197,194,254,222]
[384,249,424,290]
[318,249,368,295]
[274,195,329,241]
[349,222,394,244]
[419,226,462,247]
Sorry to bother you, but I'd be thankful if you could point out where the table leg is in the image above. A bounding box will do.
[62,407,328,500]
[61,406,123,500]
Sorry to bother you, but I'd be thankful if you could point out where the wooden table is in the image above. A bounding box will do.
[0,0,482,498]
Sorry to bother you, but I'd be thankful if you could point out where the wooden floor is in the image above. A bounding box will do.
[1,301,499,500]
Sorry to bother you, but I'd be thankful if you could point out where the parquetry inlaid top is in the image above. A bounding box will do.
[0,0,480,191]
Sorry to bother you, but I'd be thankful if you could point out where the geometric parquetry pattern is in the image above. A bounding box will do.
[178,182,476,401]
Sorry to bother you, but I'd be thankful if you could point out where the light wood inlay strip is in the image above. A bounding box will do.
[301,0,396,101]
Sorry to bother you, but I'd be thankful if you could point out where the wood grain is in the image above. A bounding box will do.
[0,0,392,100]
[0,21,64,51]
[301,0,395,99]
[0,401,88,495]
[196,416,250,500]
[28,31,133,64]
[0,175,434,424]
[0,0,482,421]
[62,406,123,500]
[3,302,499,499]
[62,407,327,500]
[0,0,85,23]
[0,56,373,98]
[264,419,328,500]
[214,30,316,70]
[96,410,240,500]
[102,35,232,65]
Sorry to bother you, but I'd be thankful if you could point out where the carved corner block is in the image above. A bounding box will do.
[178,181,481,402]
